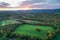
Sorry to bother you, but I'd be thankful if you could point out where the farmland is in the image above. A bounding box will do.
[0,10,60,40]
[0,19,60,40]
[14,24,54,38]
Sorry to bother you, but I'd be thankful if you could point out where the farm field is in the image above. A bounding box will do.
[0,19,60,40]
[0,10,60,40]
[14,24,54,38]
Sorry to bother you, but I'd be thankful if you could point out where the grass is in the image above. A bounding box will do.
[14,24,54,38]
[0,19,60,39]
[0,20,19,27]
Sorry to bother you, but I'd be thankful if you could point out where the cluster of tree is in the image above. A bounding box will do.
[44,31,56,40]
[9,33,41,40]
[0,23,20,40]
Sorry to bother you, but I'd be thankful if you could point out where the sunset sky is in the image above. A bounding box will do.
[0,0,60,10]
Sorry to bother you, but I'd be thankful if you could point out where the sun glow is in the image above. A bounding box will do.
[22,6,31,10]
[19,4,32,10]
[22,8,31,10]
[0,7,32,11]
[0,3,32,10]
[0,0,33,10]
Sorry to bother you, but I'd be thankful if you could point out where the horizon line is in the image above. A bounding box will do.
[0,7,60,11]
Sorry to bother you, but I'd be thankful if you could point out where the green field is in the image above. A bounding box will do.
[0,20,20,27]
[0,20,60,40]
[14,24,54,38]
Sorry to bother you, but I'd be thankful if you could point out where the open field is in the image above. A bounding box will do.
[0,10,60,40]
[14,24,54,38]
[0,19,60,40]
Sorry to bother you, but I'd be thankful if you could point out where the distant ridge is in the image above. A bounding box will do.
[17,9,60,13]
[0,9,60,14]
[0,9,60,18]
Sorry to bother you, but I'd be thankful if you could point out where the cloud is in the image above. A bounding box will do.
[20,0,60,9]
[0,2,10,7]
[30,3,60,9]
[0,0,60,9]
[0,0,27,7]
[30,3,46,6]
[20,0,43,5]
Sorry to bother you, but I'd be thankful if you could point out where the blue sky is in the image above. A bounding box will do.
[0,0,60,9]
